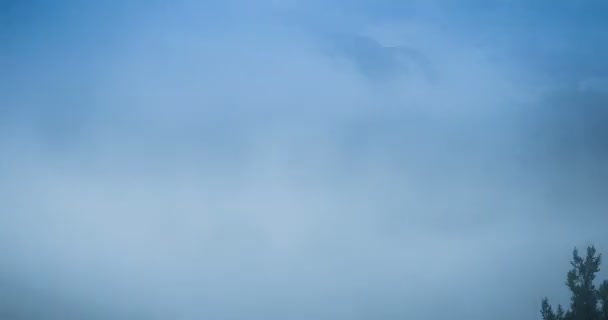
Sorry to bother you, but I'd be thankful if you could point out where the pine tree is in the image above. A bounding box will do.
[567,246,602,320]
[557,304,566,320]
[599,280,608,320]
[542,298,558,320]
[542,246,606,320]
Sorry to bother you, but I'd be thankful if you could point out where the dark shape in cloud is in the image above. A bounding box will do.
[324,34,436,83]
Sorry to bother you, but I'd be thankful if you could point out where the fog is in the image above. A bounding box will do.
[1,1,608,319]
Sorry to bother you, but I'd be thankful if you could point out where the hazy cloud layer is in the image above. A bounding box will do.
[1,1,607,319]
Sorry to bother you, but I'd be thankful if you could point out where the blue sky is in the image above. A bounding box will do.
[1,1,608,319]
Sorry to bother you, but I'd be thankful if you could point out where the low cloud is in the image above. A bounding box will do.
[1,1,607,319]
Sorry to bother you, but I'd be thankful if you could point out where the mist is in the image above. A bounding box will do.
[1,1,608,319]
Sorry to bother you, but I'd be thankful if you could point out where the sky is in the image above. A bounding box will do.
[1,0,608,319]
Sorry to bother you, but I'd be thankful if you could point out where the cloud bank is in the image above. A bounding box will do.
[1,1,607,319]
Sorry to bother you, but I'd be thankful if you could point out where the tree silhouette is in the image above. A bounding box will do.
[542,246,608,320]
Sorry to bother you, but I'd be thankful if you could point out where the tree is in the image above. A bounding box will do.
[542,246,608,320]
[599,280,608,320]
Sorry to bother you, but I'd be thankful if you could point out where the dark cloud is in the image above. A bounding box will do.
[323,34,437,83]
